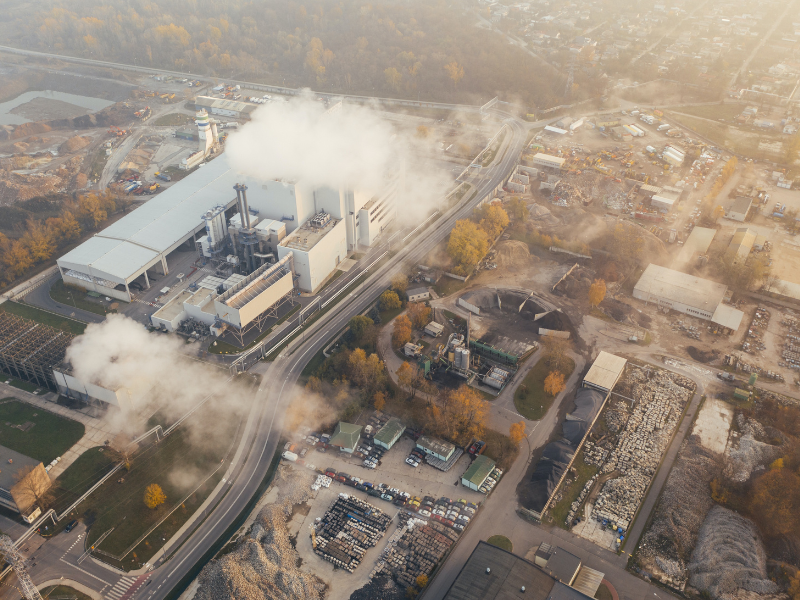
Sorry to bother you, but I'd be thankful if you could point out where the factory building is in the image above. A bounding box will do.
[675,226,716,265]
[728,227,756,263]
[53,364,135,411]
[277,211,347,293]
[725,196,752,222]
[373,418,406,450]
[194,96,257,120]
[58,153,398,302]
[633,264,744,333]
[416,436,456,461]
[461,455,496,491]
[532,153,566,171]
[582,351,627,394]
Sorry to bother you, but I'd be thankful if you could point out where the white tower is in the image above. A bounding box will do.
[196,109,214,156]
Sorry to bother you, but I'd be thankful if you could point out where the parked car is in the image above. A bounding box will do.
[431,514,444,523]
[418,508,431,517]
[457,515,470,524]
[442,519,455,527]
[453,522,465,531]
[423,495,435,504]
[64,520,78,533]
[405,458,419,467]
[381,493,394,502]
[432,508,446,517]
[363,482,374,489]
[325,469,336,477]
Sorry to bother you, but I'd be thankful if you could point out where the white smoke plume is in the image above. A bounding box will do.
[65,315,248,429]
[225,94,452,225]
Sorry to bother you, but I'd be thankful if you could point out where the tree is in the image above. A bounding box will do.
[348,315,375,347]
[391,274,408,295]
[416,575,429,589]
[348,348,368,386]
[509,421,526,446]
[588,279,606,308]
[748,467,800,538]
[407,302,431,329]
[447,219,488,275]
[444,61,464,88]
[373,391,386,411]
[397,361,413,391]
[384,67,402,91]
[430,385,488,444]
[392,314,412,348]
[379,290,401,311]
[544,371,565,396]
[13,465,53,510]
[507,197,529,222]
[476,204,509,239]
[305,376,322,394]
[144,483,166,509]
[543,336,571,372]
[416,125,430,138]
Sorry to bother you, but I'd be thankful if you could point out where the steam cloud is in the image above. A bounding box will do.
[225,94,452,224]
[65,315,247,427]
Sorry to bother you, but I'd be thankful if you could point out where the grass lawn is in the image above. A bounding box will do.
[50,280,115,316]
[547,454,597,528]
[486,535,513,552]
[379,306,404,324]
[7,378,39,393]
[82,391,249,569]
[50,447,120,517]
[152,112,193,126]
[208,303,302,355]
[88,147,110,181]
[0,399,84,463]
[40,585,93,600]
[595,583,613,600]
[0,301,86,335]
[513,357,576,420]
[434,277,468,298]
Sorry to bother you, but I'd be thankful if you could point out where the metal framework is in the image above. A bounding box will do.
[0,535,43,599]
[0,313,74,390]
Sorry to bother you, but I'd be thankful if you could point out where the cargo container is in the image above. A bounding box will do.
[646,145,656,154]
[155,172,171,182]
[629,124,645,137]
[658,124,670,131]
[282,451,298,462]
[663,152,684,167]
[666,129,682,137]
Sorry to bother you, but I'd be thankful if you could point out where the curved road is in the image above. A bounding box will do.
[126,111,527,600]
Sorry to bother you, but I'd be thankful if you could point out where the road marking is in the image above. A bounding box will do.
[59,557,114,586]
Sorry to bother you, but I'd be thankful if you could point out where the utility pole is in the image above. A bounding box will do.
[0,535,43,600]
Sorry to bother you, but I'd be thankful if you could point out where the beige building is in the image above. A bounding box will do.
[0,446,52,520]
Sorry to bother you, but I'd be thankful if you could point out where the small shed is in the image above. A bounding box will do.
[329,422,362,453]
[374,418,406,450]
[424,321,445,337]
[582,352,627,393]
[543,547,582,585]
[461,455,496,491]
[417,435,455,461]
[407,287,431,302]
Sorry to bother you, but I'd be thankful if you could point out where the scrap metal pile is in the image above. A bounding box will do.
[742,307,769,354]
[371,519,458,588]
[313,495,392,572]
[591,368,694,532]
[781,315,800,369]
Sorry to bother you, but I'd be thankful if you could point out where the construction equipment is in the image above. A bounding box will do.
[0,535,43,599]
[107,125,126,137]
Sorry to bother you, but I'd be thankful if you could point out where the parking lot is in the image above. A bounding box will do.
[280,430,490,599]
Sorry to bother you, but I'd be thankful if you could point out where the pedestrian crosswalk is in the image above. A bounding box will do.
[133,298,162,308]
[60,534,84,559]
[106,576,136,600]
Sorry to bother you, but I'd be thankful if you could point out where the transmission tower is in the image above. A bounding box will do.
[0,535,43,600]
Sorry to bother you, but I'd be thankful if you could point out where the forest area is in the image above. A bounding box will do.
[0,0,572,108]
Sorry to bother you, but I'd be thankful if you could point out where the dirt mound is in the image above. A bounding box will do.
[553,266,596,300]
[689,505,779,599]
[494,240,536,268]
[528,203,560,226]
[59,135,92,154]
[687,347,720,364]
[195,466,323,600]
[9,122,52,140]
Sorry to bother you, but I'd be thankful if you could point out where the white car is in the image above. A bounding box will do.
[418,509,431,517]
[405,458,419,467]
[453,522,465,531]
[432,508,446,517]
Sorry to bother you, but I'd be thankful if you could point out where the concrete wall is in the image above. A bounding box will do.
[279,220,347,292]
[632,289,714,319]
[245,181,314,234]
[53,369,132,410]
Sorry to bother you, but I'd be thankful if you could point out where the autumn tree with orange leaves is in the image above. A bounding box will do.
[392,314,412,348]
[509,421,526,446]
[428,385,488,445]
[407,302,432,330]
[544,371,565,396]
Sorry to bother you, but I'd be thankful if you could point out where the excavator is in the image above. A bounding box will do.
[107,125,126,137]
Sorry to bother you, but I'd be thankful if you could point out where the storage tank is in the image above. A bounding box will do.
[462,349,470,369]
[629,124,645,137]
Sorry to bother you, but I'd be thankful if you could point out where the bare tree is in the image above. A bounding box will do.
[12,465,53,511]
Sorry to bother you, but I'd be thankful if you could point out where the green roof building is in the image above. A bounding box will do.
[461,455,495,491]
[374,418,406,450]
[417,435,456,461]
[329,422,362,453]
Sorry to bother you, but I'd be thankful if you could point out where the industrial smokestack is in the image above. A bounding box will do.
[233,183,251,228]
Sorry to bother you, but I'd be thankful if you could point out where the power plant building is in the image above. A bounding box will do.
[57,154,398,302]
[194,96,257,120]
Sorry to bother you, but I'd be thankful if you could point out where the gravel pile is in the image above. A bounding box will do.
[689,506,780,600]
[349,574,403,600]
[195,504,324,600]
[193,466,321,600]
[724,434,781,483]
[637,437,721,588]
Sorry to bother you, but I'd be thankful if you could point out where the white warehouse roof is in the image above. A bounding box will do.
[633,264,727,312]
[59,156,241,284]
[583,351,627,393]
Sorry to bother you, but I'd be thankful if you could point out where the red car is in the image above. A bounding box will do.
[431,514,444,523]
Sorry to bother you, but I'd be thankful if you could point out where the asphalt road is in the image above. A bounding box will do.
[123,111,527,600]
[23,277,105,324]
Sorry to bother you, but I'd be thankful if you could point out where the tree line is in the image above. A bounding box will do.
[0,192,117,285]
[0,0,575,107]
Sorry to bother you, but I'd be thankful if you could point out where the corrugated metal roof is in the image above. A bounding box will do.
[711,303,744,331]
[634,264,728,312]
[675,227,716,264]
[583,351,627,392]
[462,455,495,486]
[572,567,604,598]
[374,418,406,445]
[58,156,241,282]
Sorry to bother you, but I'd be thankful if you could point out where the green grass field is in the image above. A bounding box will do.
[82,391,249,569]
[0,301,86,335]
[7,378,38,393]
[40,585,93,600]
[434,277,468,298]
[50,280,115,316]
[50,447,120,517]
[486,535,512,551]
[0,399,84,463]
[547,454,597,528]
[152,112,193,126]
[514,357,575,420]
